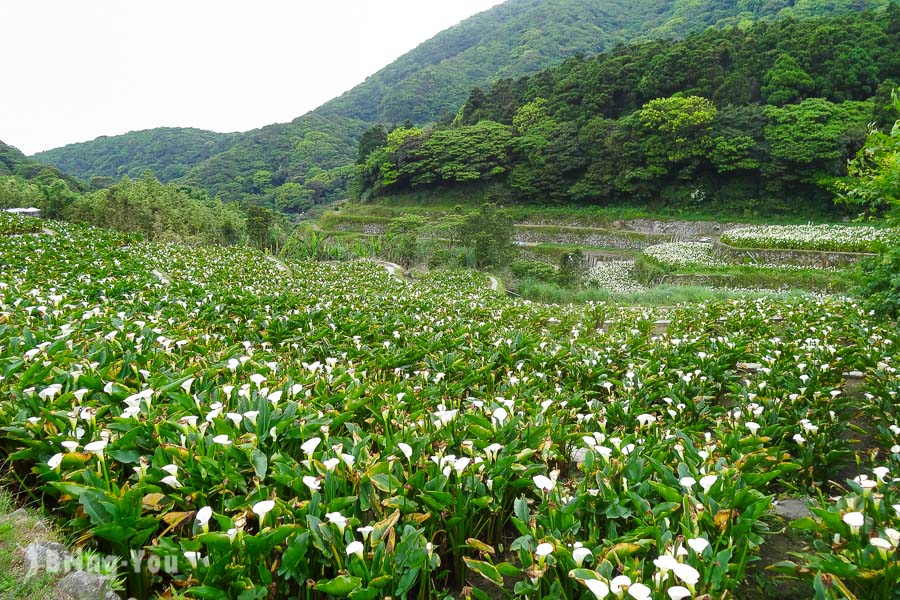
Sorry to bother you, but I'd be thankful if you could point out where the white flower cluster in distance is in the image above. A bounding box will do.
[643,243,725,268]
[587,261,647,293]
[721,224,898,253]
[645,242,843,271]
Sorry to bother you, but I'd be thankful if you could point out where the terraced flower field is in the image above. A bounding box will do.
[0,223,897,600]
[0,212,43,236]
[720,225,898,253]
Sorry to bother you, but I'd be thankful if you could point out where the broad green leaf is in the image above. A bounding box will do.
[463,558,503,585]
[315,575,362,596]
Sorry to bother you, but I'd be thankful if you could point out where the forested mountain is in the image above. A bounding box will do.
[34,128,238,184]
[357,8,900,216]
[33,0,894,211]
[317,0,893,126]
[178,115,371,212]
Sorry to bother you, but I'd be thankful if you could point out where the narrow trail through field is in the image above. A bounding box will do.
[267,255,290,274]
[358,259,502,293]
[362,259,405,280]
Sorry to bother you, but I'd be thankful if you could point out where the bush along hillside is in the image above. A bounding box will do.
[64,173,249,246]
[356,7,900,217]
[32,0,894,210]
[178,115,371,213]
[5,138,304,251]
[0,140,86,218]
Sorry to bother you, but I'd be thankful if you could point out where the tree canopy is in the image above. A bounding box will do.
[356,7,900,217]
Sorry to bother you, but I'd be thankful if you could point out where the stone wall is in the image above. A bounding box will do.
[513,226,668,250]
[620,218,736,238]
[331,223,388,235]
[517,217,735,239]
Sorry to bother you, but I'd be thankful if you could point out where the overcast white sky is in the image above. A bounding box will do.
[0,1,505,155]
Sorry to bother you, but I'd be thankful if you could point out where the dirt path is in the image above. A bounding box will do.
[364,259,405,280]
[267,255,290,273]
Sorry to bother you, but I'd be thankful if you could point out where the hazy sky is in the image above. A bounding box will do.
[1,1,505,155]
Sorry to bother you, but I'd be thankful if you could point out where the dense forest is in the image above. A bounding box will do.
[178,115,371,213]
[356,7,900,216]
[34,128,238,184]
[31,0,892,211]
[318,0,889,126]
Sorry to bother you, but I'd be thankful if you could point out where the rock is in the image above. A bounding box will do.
[24,541,73,575]
[652,320,671,335]
[57,570,115,600]
[737,362,763,373]
[773,497,812,521]
[31,519,50,533]
[844,370,864,380]
[570,447,589,464]
[9,507,29,521]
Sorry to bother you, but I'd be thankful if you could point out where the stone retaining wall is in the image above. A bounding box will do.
[331,223,388,235]
[621,218,735,237]
[517,218,735,238]
[513,226,668,250]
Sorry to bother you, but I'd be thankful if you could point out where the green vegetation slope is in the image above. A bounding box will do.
[32,0,893,209]
[0,140,86,217]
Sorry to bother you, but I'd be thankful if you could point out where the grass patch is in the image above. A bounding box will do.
[319,211,393,229]
[364,189,850,225]
[0,491,60,600]
[634,254,851,292]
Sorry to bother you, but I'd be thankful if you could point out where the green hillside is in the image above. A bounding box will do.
[318,0,892,125]
[33,127,238,184]
[178,115,371,212]
[1,140,81,187]
[357,7,900,217]
[33,0,893,209]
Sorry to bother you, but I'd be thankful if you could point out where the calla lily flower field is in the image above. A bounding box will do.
[1,222,897,600]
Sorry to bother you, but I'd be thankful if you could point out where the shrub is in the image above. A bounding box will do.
[557,250,587,287]
[853,246,900,318]
[510,259,558,282]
